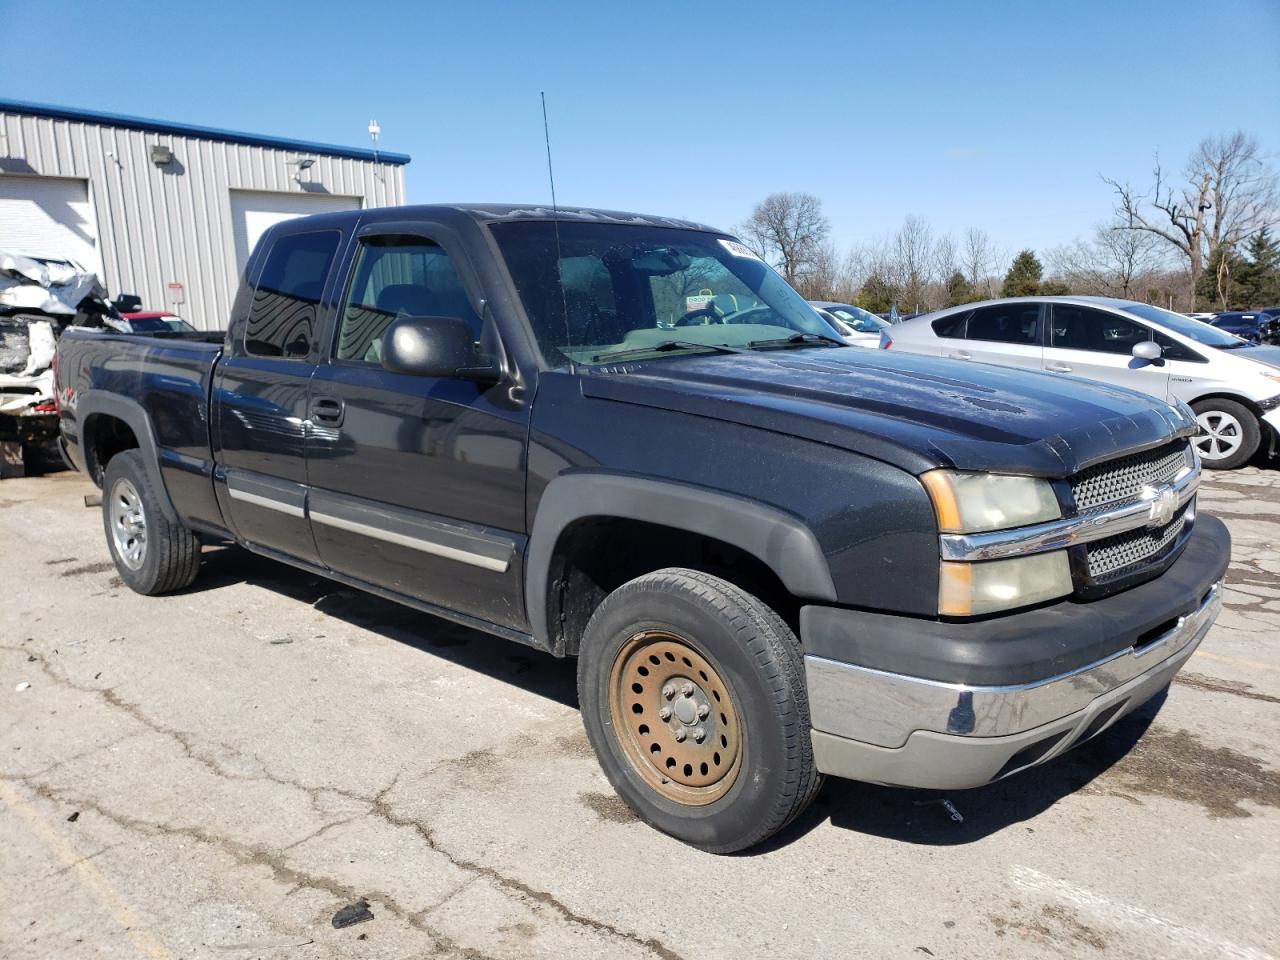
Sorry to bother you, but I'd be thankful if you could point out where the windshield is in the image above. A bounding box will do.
[490,221,842,365]
[125,317,173,332]
[1123,303,1253,348]
[829,306,887,333]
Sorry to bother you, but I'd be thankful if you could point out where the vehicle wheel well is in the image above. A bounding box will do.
[85,414,139,486]
[1188,393,1265,420]
[546,517,798,657]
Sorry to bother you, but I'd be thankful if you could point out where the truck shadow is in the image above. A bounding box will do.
[192,544,1185,851]
[757,696,1167,852]
[192,543,579,709]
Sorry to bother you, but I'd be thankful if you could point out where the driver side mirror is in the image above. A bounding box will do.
[1132,340,1164,364]
[380,316,499,382]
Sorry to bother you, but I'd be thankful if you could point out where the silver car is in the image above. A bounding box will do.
[886,296,1280,469]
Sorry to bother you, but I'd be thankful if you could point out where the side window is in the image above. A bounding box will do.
[245,231,341,358]
[932,311,969,338]
[965,304,1040,344]
[334,236,481,364]
[1154,332,1207,363]
[1051,305,1146,354]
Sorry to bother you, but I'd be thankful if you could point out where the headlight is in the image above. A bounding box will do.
[920,470,1061,533]
[939,553,1073,616]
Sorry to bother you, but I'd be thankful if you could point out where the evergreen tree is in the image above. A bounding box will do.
[943,271,977,307]
[1195,244,1248,310]
[857,271,899,314]
[1040,279,1071,296]
[1001,250,1044,297]
[1235,228,1280,307]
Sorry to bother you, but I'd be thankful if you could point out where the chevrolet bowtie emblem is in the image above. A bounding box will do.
[1145,484,1178,527]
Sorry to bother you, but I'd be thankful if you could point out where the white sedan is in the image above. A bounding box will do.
[886,296,1280,469]
[808,301,890,348]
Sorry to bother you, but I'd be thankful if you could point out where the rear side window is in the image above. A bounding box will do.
[1051,305,1146,354]
[245,231,341,358]
[966,304,1040,344]
[932,311,969,338]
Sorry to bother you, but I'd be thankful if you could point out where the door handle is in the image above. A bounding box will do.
[1046,362,1073,373]
[947,350,972,360]
[309,396,345,426]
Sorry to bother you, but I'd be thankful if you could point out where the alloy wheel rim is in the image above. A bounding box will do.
[1194,411,1243,461]
[109,478,147,570]
[608,630,742,806]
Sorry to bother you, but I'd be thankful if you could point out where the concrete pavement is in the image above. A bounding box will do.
[2,467,1277,959]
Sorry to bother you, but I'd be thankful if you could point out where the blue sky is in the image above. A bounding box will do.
[4,0,1277,256]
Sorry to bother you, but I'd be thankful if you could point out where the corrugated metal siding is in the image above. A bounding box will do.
[0,110,405,329]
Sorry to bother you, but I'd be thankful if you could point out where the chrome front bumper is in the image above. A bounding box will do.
[807,582,1221,789]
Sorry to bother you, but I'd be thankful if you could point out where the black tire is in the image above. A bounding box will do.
[101,450,201,594]
[1191,398,1261,470]
[577,568,822,853]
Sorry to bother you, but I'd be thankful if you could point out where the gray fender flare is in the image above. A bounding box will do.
[525,472,837,648]
[76,392,180,523]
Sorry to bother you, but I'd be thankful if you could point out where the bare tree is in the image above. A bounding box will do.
[889,215,935,311]
[739,192,831,286]
[1104,131,1278,292]
[1048,221,1166,299]
[961,227,999,297]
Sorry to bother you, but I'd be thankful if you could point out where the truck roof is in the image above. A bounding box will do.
[294,203,721,234]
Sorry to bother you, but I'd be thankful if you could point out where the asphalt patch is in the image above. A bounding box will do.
[578,791,638,823]
[1174,672,1280,705]
[59,561,115,577]
[1088,726,1280,817]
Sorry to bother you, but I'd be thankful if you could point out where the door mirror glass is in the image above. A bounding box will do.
[1132,340,1163,361]
[380,315,497,381]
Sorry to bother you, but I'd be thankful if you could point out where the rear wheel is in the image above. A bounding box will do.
[1191,398,1260,470]
[101,450,201,594]
[577,568,821,853]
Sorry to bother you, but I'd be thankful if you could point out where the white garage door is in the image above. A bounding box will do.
[229,190,360,271]
[0,175,101,276]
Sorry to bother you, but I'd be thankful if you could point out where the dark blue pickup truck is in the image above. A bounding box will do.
[56,204,1229,852]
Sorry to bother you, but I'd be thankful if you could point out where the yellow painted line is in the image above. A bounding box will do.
[1194,649,1280,673]
[0,779,174,960]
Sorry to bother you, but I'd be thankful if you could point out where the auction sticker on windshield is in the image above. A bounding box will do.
[719,239,761,260]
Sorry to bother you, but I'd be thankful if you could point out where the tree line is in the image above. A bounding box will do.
[737,131,1278,314]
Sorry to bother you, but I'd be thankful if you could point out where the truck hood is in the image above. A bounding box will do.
[581,347,1197,477]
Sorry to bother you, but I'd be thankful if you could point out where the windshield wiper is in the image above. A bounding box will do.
[591,340,747,363]
[746,332,846,349]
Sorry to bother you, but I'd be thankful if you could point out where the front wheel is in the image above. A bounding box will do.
[1191,398,1261,470]
[577,568,822,853]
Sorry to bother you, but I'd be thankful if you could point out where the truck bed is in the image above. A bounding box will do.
[57,326,225,533]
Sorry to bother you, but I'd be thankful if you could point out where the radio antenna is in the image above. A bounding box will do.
[540,92,559,213]
[540,92,572,357]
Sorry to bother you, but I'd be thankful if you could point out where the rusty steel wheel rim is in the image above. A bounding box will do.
[608,630,743,806]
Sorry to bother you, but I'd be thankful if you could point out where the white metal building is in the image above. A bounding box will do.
[0,99,409,330]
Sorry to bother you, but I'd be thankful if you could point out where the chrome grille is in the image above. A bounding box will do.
[1071,441,1192,515]
[1085,503,1191,580]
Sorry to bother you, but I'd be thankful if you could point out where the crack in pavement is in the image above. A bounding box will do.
[368,779,685,960]
[2,645,687,960]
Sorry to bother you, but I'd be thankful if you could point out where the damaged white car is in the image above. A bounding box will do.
[0,252,107,469]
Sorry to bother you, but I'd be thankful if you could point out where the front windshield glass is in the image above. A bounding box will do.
[490,221,842,366]
[1123,303,1253,348]
[830,306,886,333]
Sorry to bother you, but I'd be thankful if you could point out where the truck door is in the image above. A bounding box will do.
[305,226,530,631]
[213,227,343,564]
